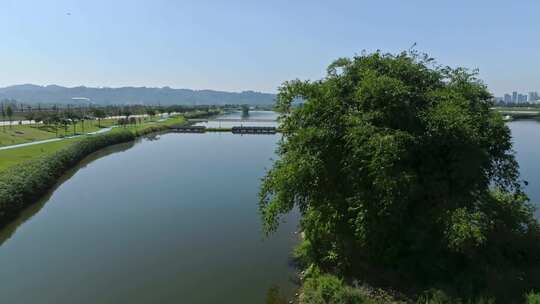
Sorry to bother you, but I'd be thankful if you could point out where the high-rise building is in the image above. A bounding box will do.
[529,91,539,103]
[518,94,528,103]
[512,91,518,103]
[504,94,512,103]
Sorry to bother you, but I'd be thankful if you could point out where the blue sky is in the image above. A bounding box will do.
[0,0,538,96]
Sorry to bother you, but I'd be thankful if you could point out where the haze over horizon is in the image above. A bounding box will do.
[0,0,538,96]
[0,83,271,94]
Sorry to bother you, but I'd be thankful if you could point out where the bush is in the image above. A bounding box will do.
[416,289,494,304]
[527,293,540,304]
[302,273,376,304]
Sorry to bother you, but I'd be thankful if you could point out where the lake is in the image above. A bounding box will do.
[0,111,299,304]
[0,114,538,303]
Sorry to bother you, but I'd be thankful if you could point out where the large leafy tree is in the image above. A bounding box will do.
[260,51,540,299]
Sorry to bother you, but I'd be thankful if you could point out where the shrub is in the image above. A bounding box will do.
[416,289,494,304]
[527,293,540,304]
[302,273,376,304]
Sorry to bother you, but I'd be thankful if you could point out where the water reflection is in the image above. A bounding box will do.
[195,111,279,128]
[508,120,540,218]
[0,141,136,246]
[265,285,289,304]
[0,115,299,304]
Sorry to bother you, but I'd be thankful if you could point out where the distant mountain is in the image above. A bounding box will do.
[0,84,276,106]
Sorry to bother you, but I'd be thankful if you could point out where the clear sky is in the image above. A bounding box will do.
[0,0,538,96]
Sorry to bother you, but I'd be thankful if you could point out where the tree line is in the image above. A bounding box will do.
[0,102,225,135]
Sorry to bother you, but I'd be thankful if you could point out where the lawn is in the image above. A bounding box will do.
[0,119,118,147]
[0,138,81,171]
[0,116,169,147]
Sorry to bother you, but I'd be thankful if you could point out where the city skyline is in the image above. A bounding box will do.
[499,90,539,103]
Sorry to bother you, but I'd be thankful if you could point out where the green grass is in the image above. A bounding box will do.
[492,107,540,112]
[0,138,81,171]
[0,115,186,172]
[0,116,170,147]
[0,119,118,147]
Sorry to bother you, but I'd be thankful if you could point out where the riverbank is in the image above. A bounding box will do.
[0,116,185,172]
[493,107,540,120]
[0,119,119,147]
[0,116,188,228]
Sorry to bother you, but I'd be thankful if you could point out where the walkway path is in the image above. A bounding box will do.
[0,127,115,151]
[0,114,179,151]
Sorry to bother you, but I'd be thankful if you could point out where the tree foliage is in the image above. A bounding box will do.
[259,51,540,300]
[5,105,13,128]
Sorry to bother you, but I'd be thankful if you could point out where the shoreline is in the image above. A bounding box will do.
[0,117,189,229]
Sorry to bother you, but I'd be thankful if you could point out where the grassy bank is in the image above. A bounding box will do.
[0,115,186,228]
[0,116,185,172]
[297,266,540,304]
[0,119,119,147]
[0,138,81,171]
[492,107,540,120]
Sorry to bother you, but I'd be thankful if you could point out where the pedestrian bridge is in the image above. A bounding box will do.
[170,125,277,134]
[187,118,277,123]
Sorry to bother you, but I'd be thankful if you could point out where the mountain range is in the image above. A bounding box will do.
[0,84,276,106]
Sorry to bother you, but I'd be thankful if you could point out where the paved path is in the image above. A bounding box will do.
[0,112,178,126]
[0,127,114,151]
[0,113,179,151]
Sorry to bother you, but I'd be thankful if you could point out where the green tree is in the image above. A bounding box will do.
[6,105,13,129]
[92,108,107,128]
[1,103,5,132]
[61,118,69,135]
[123,109,132,127]
[48,113,61,137]
[145,108,156,121]
[259,51,540,300]
[241,104,249,117]
[23,112,35,124]
[33,112,45,126]
[64,111,79,135]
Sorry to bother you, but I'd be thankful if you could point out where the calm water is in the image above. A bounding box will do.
[0,116,538,304]
[195,111,279,128]
[508,120,540,217]
[0,111,299,304]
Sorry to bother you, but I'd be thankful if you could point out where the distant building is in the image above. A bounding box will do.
[512,91,518,103]
[504,94,512,103]
[518,94,528,103]
[529,91,539,103]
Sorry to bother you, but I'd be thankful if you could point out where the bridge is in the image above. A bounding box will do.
[187,118,277,123]
[170,125,277,134]
[232,126,276,134]
[173,117,279,134]
[170,126,206,133]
